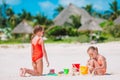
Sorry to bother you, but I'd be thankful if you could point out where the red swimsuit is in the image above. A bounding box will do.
[32,38,43,62]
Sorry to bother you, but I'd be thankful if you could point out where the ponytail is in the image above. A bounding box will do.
[31,34,35,40]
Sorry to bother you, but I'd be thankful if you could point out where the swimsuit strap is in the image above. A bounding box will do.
[36,38,40,44]
[32,37,41,46]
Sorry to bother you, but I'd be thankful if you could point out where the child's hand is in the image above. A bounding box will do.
[92,70,95,76]
[46,61,49,67]
[88,66,94,70]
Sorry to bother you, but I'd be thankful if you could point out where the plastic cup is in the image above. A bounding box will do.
[49,69,55,74]
[80,66,88,75]
[72,64,80,72]
[64,68,69,74]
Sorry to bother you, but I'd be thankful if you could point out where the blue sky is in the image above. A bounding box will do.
[0,0,120,19]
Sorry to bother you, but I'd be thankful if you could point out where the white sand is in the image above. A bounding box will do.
[0,42,120,80]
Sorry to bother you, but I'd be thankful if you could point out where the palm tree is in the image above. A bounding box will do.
[0,6,4,28]
[34,13,47,25]
[83,4,93,16]
[6,7,14,17]
[64,15,81,28]
[83,4,104,18]
[18,9,33,21]
[34,13,53,26]
[0,0,8,28]
[6,8,16,27]
[0,0,18,28]
[108,0,120,20]
[53,5,64,17]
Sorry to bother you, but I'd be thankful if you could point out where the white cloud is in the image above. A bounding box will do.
[38,1,57,19]
[93,5,103,10]
[39,1,56,10]
[59,0,111,11]
[58,0,88,7]
[93,1,109,11]
[0,0,21,5]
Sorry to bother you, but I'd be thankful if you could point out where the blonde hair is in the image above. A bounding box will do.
[87,46,98,52]
[31,25,43,39]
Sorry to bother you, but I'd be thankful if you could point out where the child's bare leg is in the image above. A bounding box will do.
[96,69,105,75]
[36,59,43,76]
[25,68,38,76]
[23,62,39,76]
[93,60,105,75]
[87,59,95,74]
[19,62,39,77]
[20,68,26,77]
[20,59,43,77]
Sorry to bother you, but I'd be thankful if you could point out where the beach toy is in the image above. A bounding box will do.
[49,69,55,74]
[47,69,58,76]
[72,64,80,72]
[80,66,88,75]
[58,71,64,76]
[64,68,69,74]
[72,64,80,75]
[47,73,58,76]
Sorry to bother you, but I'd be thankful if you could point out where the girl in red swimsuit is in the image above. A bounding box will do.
[20,25,49,77]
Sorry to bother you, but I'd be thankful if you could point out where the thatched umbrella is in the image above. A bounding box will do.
[92,17,106,24]
[12,20,33,42]
[78,19,102,31]
[12,21,33,34]
[114,16,120,25]
[78,19,102,43]
[53,3,92,26]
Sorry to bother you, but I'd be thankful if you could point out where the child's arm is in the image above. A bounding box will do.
[87,60,94,69]
[94,57,106,70]
[40,38,49,67]
[31,44,33,57]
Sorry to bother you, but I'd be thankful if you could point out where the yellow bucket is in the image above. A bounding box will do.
[80,66,88,75]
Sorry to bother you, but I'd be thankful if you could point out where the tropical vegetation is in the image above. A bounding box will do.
[0,0,120,44]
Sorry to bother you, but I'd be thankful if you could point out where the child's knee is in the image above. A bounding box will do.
[36,71,42,76]
[37,72,42,76]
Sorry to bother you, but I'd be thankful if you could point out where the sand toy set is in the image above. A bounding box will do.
[46,64,88,76]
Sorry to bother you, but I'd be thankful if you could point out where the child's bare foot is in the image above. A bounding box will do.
[20,68,26,77]
[20,68,23,77]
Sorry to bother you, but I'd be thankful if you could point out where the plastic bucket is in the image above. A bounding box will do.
[80,66,88,75]
[72,64,80,72]
[64,68,69,74]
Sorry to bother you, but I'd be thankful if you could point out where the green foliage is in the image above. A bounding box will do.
[64,15,81,29]
[100,21,114,28]
[76,35,89,43]
[108,0,120,20]
[109,25,120,37]
[34,13,53,26]
[45,34,89,43]
[69,15,81,28]
[98,32,110,42]
[0,38,30,44]
[83,4,93,16]
[0,27,12,38]
[54,5,64,17]
[46,26,67,37]
[66,27,79,36]
[46,26,79,38]
[1,0,120,44]
[100,24,120,43]
[61,35,89,43]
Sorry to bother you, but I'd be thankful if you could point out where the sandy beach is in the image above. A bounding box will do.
[0,42,120,80]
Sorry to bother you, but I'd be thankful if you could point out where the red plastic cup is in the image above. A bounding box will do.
[72,64,80,72]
